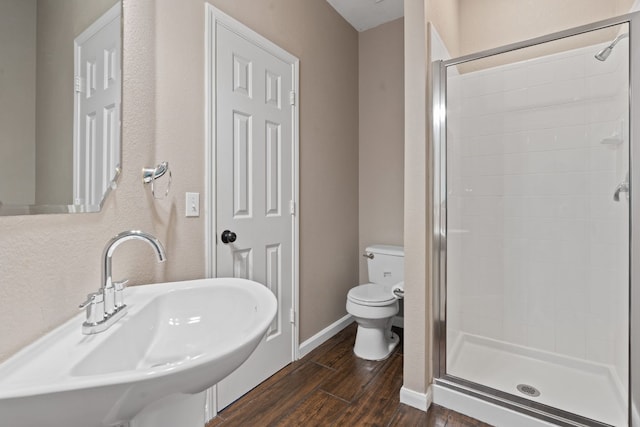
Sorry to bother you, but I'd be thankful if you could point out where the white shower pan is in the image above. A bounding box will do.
[446,333,626,426]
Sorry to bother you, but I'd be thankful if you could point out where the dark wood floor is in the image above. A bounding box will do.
[206,323,490,426]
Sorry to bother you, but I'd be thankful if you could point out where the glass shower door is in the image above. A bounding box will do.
[440,22,630,426]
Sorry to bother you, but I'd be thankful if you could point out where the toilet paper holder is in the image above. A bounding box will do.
[391,281,404,299]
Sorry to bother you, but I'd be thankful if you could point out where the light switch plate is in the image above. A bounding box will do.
[185,192,200,217]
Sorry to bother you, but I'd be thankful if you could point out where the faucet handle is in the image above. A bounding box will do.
[113,279,129,291]
[79,292,103,309]
[114,279,129,309]
[79,292,105,325]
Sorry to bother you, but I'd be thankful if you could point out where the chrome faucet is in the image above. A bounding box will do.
[80,230,167,334]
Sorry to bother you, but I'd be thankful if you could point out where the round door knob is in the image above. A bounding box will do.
[221,230,237,244]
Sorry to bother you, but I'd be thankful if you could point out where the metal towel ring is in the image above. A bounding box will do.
[142,162,172,200]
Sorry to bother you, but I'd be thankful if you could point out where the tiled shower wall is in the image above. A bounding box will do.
[446,36,629,382]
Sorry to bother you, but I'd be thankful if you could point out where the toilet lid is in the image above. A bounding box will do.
[348,284,396,306]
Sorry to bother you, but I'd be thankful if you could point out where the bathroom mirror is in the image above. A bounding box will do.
[0,0,122,215]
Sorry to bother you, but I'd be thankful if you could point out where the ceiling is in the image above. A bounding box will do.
[326,0,404,32]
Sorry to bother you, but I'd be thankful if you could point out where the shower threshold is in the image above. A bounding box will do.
[445,333,626,426]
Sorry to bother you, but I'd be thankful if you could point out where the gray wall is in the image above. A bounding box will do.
[0,0,37,205]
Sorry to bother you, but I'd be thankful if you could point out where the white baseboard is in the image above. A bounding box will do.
[298,314,353,359]
[400,385,432,412]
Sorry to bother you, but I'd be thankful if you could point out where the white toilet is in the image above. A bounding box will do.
[346,245,404,361]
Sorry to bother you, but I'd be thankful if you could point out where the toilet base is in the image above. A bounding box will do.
[353,325,400,361]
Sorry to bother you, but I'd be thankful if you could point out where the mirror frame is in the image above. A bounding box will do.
[0,1,123,216]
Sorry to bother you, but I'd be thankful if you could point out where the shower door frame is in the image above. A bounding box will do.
[432,12,640,427]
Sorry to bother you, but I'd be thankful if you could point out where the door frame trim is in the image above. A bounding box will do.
[204,4,300,417]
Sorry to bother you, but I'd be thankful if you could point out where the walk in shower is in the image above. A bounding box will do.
[433,13,640,427]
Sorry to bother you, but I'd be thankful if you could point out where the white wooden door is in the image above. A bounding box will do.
[73,4,121,207]
[214,17,298,410]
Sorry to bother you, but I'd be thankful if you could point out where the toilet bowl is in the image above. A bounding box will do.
[346,245,404,361]
[347,284,399,360]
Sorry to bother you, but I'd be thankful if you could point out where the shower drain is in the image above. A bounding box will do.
[516,384,541,397]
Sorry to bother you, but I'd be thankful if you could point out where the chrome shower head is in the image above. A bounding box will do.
[595,46,613,61]
[595,32,629,61]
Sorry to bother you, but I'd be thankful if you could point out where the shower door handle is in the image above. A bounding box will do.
[613,180,629,202]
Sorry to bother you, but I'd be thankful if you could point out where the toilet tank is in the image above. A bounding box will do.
[366,245,404,286]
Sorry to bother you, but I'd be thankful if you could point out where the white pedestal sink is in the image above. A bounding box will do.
[0,278,277,427]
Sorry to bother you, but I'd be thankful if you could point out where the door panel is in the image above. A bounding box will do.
[215,22,294,410]
[232,111,252,218]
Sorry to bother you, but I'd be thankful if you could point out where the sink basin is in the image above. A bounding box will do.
[0,278,277,427]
